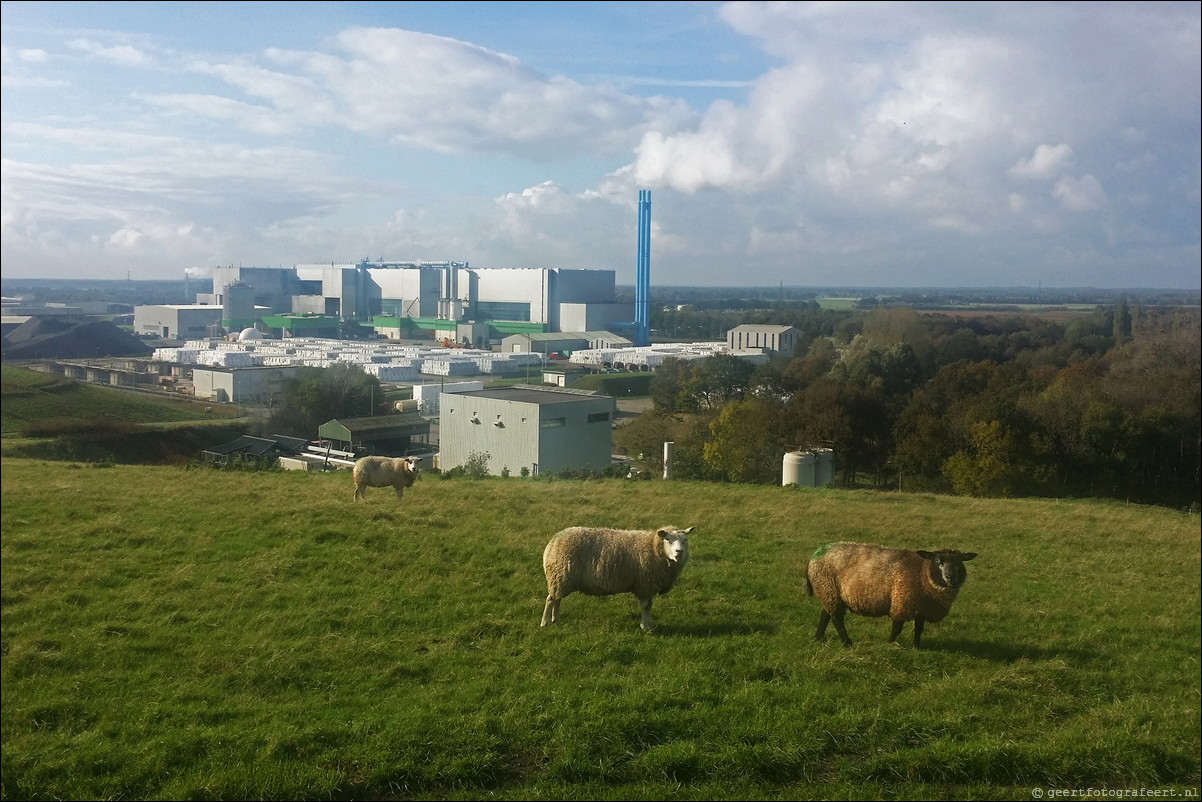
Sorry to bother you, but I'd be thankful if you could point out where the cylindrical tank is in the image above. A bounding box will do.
[394,399,419,413]
[782,450,816,487]
[814,448,834,487]
[663,441,675,480]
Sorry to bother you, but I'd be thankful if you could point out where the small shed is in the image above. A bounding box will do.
[501,332,590,356]
[202,434,311,467]
[318,413,431,456]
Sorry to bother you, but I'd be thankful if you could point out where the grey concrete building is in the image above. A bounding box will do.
[438,385,614,477]
[726,324,801,357]
[191,365,301,403]
[133,305,224,339]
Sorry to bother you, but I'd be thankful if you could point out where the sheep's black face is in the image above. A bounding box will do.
[919,549,977,589]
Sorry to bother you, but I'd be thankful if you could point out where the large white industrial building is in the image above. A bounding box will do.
[185,261,635,346]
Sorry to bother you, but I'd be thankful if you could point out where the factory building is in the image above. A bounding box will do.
[188,261,634,344]
[726,324,801,358]
[191,365,301,404]
[133,304,224,339]
[437,385,614,477]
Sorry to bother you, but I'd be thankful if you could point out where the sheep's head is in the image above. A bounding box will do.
[403,457,422,484]
[656,526,693,565]
[917,549,977,589]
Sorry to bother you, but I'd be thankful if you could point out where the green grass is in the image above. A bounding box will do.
[1,365,239,437]
[2,463,1198,800]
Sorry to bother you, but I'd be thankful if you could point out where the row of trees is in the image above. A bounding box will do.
[615,305,1200,509]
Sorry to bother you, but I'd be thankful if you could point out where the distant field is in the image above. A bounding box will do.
[814,296,1101,318]
[912,306,1098,320]
[815,297,860,310]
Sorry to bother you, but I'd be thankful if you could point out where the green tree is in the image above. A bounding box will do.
[264,363,381,438]
[942,419,1013,497]
[650,357,691,413]
[1112,298,1132,347]
[703,398,787,483]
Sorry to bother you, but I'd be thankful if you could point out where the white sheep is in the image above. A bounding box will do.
[802,541,977,648]
[352,456,422,502]
[540,525,694,631]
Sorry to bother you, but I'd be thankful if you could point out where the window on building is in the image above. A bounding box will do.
[541,417,566,428]
[588,412,610,423]
[476,301,531,322]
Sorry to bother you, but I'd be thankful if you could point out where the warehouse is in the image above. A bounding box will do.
[726,324,801,357]
[133,304,224,339]
[191,365,301,404]
[437,385,614,477]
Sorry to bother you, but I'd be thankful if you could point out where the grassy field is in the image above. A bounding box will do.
[0,365,240,438]
[1,460,1198,801]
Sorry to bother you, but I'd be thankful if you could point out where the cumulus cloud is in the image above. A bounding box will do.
[176,27,697,161]
[1,3,1197,287]
[1009,144,1075,180]
[68,38,149,66]
[1053,174,1107,211]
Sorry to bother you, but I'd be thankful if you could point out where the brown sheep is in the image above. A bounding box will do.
[352,456,422,502]
[802,541,977,648]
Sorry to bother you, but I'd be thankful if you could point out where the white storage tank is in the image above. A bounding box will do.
[782,451,816,487]
[814,448,835,487]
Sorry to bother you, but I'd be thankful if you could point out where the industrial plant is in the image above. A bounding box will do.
[133,192,658,349]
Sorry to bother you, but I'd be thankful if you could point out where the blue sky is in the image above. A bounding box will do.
[2,1,1199,289]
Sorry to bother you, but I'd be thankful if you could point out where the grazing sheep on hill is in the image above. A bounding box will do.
[352,456,422,502]
[541,526,694,632]
[802,541,977,648]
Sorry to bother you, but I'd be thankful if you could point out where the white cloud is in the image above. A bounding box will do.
[0,3,1197,288]
[67,39,149,67]
[107,228,143,249]
[177,28,697,161]
[1053,174,1106,212]
[1009,144,1074,180]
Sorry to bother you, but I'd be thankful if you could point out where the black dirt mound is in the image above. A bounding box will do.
[2,317,154,359]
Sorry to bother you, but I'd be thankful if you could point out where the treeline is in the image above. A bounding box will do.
[614,303,1201,509]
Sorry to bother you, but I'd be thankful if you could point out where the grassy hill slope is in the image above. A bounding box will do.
[2,461,1198,800]
[1,365,240,433]
[1,365,249,462]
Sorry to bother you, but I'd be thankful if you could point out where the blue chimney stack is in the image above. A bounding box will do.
[634,190,651,347]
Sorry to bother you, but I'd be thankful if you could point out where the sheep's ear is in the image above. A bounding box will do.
[682,526,694,534]
[916,550,934,560]
[960,552,977,561]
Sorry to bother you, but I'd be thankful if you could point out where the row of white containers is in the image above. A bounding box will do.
[151,337,545,378]
[569,342,731,369]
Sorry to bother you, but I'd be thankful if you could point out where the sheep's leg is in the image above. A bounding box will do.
[353,482,363,502]
[831,607,852,647]
[394,484,404,500]
[815,609,832,641]
[638,597,655,631]
[888,619,906,644]
[912,619,925,648]
[540,596,559,627]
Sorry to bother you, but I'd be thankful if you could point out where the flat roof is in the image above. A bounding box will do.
[447,384,609,405]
